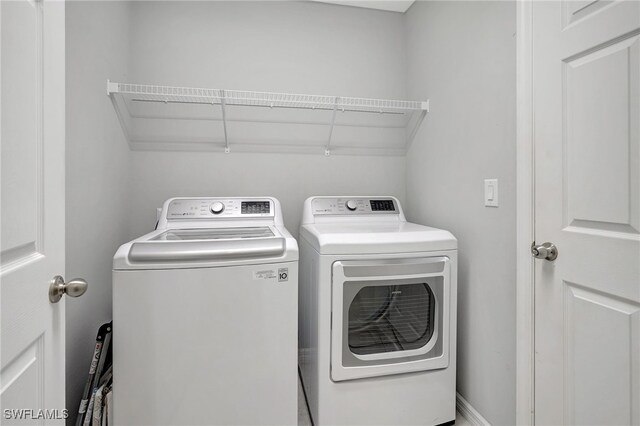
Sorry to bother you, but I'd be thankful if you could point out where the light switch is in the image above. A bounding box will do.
[484,179,499,207]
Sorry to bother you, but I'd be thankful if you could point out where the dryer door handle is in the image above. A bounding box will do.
[128,238,286,262]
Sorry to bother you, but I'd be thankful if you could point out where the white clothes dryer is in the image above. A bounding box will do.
[298,196,457,426]
[113,197,298,425]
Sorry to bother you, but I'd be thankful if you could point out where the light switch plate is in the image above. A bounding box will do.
[484,179,499,207]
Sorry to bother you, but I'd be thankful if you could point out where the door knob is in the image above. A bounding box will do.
[531,242,558,261]
[49,275,88,303]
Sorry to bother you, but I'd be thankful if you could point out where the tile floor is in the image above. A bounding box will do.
[297,376,471,426]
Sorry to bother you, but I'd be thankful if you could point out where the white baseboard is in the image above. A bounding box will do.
[456,393,491,426]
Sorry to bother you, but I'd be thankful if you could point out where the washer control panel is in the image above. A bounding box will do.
[311,198,397,215]
[167,198,273,219]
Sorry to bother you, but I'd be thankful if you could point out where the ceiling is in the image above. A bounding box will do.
[309,0,416,13]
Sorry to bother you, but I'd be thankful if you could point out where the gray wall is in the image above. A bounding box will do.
[404,2,517,425]
[65,2,131,421]
[65,2,517,423]
[129,151,405,239]
[126,1,408,238]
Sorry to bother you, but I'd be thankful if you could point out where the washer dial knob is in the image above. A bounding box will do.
[210,201,225,214]
[345,200,358,211]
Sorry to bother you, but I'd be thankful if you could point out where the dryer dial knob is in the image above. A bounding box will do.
[210,202,225,214]
[345,200,358,211]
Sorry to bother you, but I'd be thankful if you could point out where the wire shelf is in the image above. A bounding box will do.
[107,81,429,155]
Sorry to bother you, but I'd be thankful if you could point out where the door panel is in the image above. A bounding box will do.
[0,338,45,425]
[564,34,639,233]
[564,284,639,426]
[534,1,640,424]
[0,0,66,422]
[562,0,617,29]
[1,0,42,267]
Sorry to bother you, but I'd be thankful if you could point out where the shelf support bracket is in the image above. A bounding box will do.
[405,100,429,152]
[220,89,230,153]
[106,80,133,148]
[325,97,339,156]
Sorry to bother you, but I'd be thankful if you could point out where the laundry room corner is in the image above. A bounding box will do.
[65,2,133,423]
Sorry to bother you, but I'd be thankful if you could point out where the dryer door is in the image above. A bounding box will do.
[331,257,451,381]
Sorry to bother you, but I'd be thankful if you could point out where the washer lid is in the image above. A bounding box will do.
[113,225,298,270]
[300,222,457,255]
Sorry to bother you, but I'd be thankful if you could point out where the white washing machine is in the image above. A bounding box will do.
[113,197,298,425]
[298,196,457,426]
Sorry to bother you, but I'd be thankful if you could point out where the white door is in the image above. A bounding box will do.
[533,1,640,425]
[1,0,69,423]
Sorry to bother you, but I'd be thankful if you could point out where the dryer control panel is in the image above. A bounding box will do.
[166,198,274,219]
[311,198,398,215]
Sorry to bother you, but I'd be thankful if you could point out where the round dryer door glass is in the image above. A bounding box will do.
[348,283,436,356]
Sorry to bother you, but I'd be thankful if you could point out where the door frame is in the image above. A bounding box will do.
[516,1,535,425]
